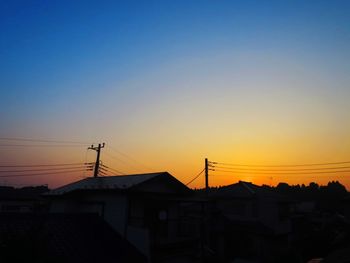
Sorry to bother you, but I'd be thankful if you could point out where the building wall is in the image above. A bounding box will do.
[99,194,128,235]
[49,193,153,260]
[216,199,252,219]
[258,197,279,225]
[127,226,150,258]
[50,193,128,234]
[214,196,290,235]
[49,192,197,262]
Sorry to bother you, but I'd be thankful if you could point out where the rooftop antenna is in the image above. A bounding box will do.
[88,143,105,177]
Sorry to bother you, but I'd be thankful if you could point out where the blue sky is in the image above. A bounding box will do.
[1,0,350,187]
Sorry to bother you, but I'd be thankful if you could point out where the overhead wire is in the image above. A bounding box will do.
[106,145,153,171]
[0,138,94,180]
[210,160,350,167]
[98,170,110,176]
[103,151,132,166]
[0,144,87,147]
[102,150,144,173]
[0,169,90,178]
[103,151,138,174]
[100,163,125,175]
[209,159,350,175]
[0,137,90,144]
[0,165,93,173]
[98,166,109,175]
[211,173,337,180]
[186,168,205,186]
[210,165,350,172]
[211,169,350,175]
[100,170,113,176]
[0,163,91,168]
[83,148,90,178]
[206,160,350,185]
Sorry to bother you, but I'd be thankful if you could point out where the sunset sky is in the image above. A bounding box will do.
[1,0,350,189]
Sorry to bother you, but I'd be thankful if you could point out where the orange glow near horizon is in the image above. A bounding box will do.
[0,141,350,191]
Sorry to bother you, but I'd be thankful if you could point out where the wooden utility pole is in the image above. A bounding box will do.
[205,158,209,195]
[88,143,105,177]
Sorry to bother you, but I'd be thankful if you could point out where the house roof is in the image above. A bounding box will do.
[46,172,190,196]
[0,213,146,263]
[211,181,284,200]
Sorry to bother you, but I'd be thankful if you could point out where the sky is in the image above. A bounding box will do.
[1,0,350,189]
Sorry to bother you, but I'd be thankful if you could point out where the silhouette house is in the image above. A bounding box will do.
[208,181,292,262]
[46,172,200,262]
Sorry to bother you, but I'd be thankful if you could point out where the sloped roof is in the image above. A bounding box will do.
[0,213,146,263]
[47,172,189,196]
[211,181,283,199]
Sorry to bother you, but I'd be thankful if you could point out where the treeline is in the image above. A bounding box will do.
[195,181,349,213]
[266,181,347,199]
[266,181,349,213]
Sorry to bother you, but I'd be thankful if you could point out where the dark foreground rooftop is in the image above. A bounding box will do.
[0,213,146,263]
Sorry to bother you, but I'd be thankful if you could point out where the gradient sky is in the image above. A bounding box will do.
[1,0,350,189]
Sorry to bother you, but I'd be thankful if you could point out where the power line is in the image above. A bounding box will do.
[211,174,340,180]
[0,137,89,144]
[186,168,205,186]
[106,145,153,171]
[83,148,90,178]
[0,144,87,147]
[100,164,125,175]
[99,169,113,176]
[98,166,112,175]
[0,163,90,168]
[211,160,350,167]
[104,167,124,175]
[212,169,350,175]
[103,151,132,166]
[0,165,92,173]
[210,165,350,172]
[102,151,142,173]
[0,169,90,178]
[98,170,110,176]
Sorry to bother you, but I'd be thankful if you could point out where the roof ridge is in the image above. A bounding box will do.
[46,172,172,195]
[92,171,168,178]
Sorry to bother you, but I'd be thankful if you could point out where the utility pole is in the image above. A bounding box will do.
[88,143,105,177]
[204,158,210,257]
[205,158,209,195]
